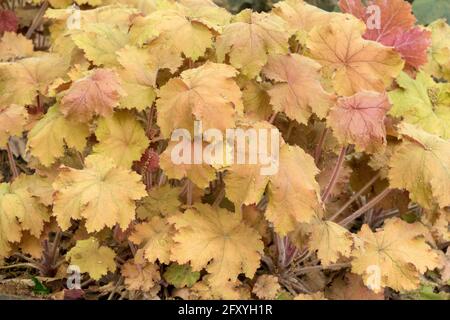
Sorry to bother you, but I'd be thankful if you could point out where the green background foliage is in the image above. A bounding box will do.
[413,0,450,24]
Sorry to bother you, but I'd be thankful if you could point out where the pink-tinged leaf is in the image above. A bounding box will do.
[339,0,431,68]
[60,69,125,122]
[382,27,432,69]
[339,0,415,42]
[339,0,366,20]
[327,91,390,153]
[364,0,415,42]
[0,10,19,33]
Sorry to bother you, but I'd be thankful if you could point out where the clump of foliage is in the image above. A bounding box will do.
[0,0,449,300]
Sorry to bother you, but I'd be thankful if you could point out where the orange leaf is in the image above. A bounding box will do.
[262,53,335,123]
[307,17,404,96]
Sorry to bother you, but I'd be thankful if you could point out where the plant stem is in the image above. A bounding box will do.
[296,250,313,265]
[283,239,298,267]
[269,112,277,124]
[278,279,298,296]
[158,173,166,186]
[186,180,193,206]
[128,241,137,256]
[81,279,95,288]
[12,253,47,272]
[321,146,347,203]
[107,277,123,300]
[146,106,155,138]
[13,253,37,264]
[50,231,62,266]
[6,142,19,180]
[329,172,382,221]
[26,1,48,38]
[213,187,225,207]
[314,127,328,165]
[256,195,268,211]
[285,121,295,141]
[76,151,85,167]
[372,204,419,227]
[261,255,275,273]
[294,262,351,275]
[36,95,43,114]
[145,171,153,191]
[339,188,392,227]
[276,234,286,268]
[0,263,42,270]
[283,276,311,294]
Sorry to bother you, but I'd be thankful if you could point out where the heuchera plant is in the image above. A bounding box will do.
[0,0,449,300]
